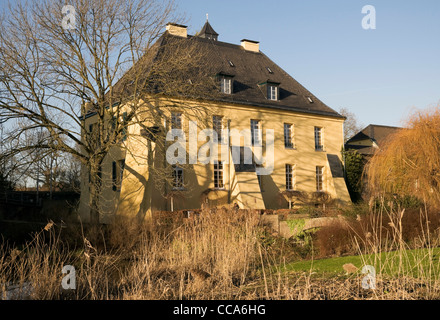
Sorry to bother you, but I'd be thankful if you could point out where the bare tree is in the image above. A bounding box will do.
[0,0,216,222]
[340,107,363,143]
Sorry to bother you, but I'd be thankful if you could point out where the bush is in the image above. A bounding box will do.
[314,206,440,258]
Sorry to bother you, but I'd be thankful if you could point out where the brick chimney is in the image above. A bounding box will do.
[166,23,188,38]
[241,39,260,53]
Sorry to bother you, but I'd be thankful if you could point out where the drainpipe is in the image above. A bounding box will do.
[228,119,231,205]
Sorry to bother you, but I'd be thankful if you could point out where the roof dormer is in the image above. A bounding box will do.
[258,80,280,101]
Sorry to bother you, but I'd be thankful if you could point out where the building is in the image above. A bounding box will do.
[78,21,351,222]
[345,124,401,158]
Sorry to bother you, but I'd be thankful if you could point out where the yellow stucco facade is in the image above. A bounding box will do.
[78,99,351,223]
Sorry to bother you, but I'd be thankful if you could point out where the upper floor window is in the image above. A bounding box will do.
[250,119,261,146]
[314,126,323,151]
[284,123,294,148]
[171,112,182,130]
[220,77,232,94]
[268,85,278,101]
[213,115,224,143]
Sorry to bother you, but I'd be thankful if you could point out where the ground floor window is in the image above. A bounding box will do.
[214,161,224,189]
[316,166,324,192]
[172,166,184,190]
[286,164,295,190]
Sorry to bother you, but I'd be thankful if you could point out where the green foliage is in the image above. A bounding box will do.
[286,219,317,250]
[295,205,323,217]
[340,202,370,218]
[286,219,306,235]
[343,149,365,202]
[372,194,424,211]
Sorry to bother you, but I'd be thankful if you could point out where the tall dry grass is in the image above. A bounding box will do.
[2,204,440,300]
[0,209,262,300]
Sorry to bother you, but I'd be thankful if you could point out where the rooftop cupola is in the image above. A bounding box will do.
[198,18,219,41]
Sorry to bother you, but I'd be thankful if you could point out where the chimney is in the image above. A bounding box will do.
[241,39,260,53]
[166,23,188,38]
[84,101,93,114]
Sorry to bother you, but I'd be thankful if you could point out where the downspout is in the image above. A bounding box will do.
[228,119,231,205]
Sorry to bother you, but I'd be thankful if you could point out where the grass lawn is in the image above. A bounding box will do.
[282,247,440,278]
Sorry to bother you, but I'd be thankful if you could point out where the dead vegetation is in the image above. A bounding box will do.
[2,203,440,300]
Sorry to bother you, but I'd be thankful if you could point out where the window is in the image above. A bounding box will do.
[284,123,294,148]
[112,160,125,191]
[214,161,224,189]
[314,127,323,151]
[172,166,184,190]
[213,115,223,143]
[171,112,182,130]
[316,166,324,192]
[220,77,232,94]
[122,112,128,141]
[251,119,261,146]
[268,85,278,101]
[286,164,295,190]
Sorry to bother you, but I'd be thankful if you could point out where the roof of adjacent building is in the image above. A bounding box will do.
[345,124,402,155]
[96,22,345,120]
[346,124,401,145]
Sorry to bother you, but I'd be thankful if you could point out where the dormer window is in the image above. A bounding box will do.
[221,77,232,94]
[268,85,278,101]
[259,80,280,101]
[218,73,234,94]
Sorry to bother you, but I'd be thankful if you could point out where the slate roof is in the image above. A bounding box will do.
[198,21,219,39]
[103,23,345,119]
[346,124,401,145]
[345,124,402,156]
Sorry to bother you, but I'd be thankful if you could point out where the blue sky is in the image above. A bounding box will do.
[177,0,440,128]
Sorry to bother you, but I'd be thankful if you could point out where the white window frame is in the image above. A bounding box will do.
[316,166,324,192]
[284,123,294,148]
[251,119,261,146]
[286,164,295,191]
[268,85,278,101]
[220,77,232,94]
[214,161,224,189]
[314,126,324,151]
[213,115,224,143]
